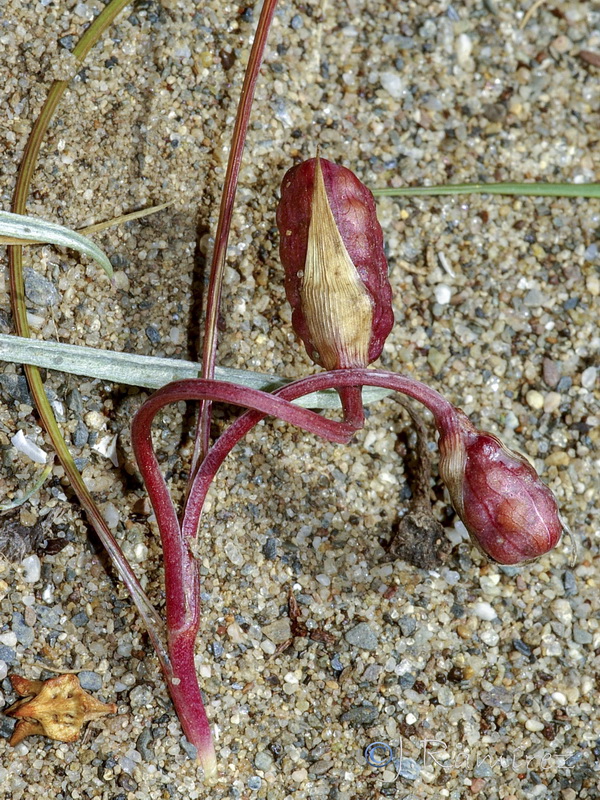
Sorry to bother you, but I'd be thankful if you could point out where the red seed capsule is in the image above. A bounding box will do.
[276,156,394,370]
[438,411,563,565]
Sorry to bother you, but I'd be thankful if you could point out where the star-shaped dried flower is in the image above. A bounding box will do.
[4,673,117,746]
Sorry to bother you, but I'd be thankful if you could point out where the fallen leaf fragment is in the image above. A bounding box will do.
[4,673,117,745]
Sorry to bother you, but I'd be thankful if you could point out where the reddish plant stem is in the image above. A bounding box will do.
[182,369,458,540]
[194,0,279,479]
[131,377,360,771]
[132,368,457,772]
[338,385,366,429]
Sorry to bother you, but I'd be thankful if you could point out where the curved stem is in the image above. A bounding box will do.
[182,368,459,540]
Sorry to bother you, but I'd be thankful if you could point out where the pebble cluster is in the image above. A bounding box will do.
[0,0,599,798]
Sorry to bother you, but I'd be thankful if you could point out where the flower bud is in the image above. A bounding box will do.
[276,156,394,370]
[438,411,563,565]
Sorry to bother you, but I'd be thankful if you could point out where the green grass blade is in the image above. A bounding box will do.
[373,182,600,199]
[0,210,113,277]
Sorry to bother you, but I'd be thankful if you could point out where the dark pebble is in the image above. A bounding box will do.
[72,420,89,447]
[23,268,59,307]
[262,537,278,560]
[12,611,34,647]
[331,654,344,672]
[145,325,161,344]
[0,308,12,333]
[0,715,17,739]
[0,374,33,405]
[290,13,303,29]
[563,571,577,596]
[399,672,416,689]
[136,727,154,760]
[74,457,88,471]
[480,686,513,712]
[398,616,417,637]
[513,639,533,658]
[542,357,561,388]
[212,641,224,658]
[482,102,506,122]
[58,35,74,49]
[563,296,579,310]
[118,775,138,792]
[340,705,378,726]
[556,376,572,392]
[180,736,198,760]
[66,388,84,414]
[71,611,89,627]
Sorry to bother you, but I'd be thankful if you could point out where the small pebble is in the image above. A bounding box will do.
[380,71,403,99]
[543,392,562,413]
[129,685,153,708]
[525,390,544,410]
[340,705,378,726]
[344,622,378,651]
[480,686,513,712]
[23,268,59,307]
[456,33,472,66]
[78,671,103,691]
[525,718,544,732]
[21,554,41,583]
[434,284,452,305]
[254,751,274,771]
[71,611,89,627]
[262,618,291,644]
[472,602,496,621]
[12,612,34,647]
[247,776,262,790]
[581,367,597,390]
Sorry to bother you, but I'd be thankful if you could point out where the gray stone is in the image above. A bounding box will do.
[0,374,32,405]
[23,267,59,307]
[262,537,278,560]
[340,705,378,726]
[136,727,154,760]
[12,611,34,647]
[0,645,17,664]
[78,671,103,691]
[573,625,592,645]
[345,622,378,651]
[72,420,89,447]
[480,686,513,712]
[247,776,262,790]
[254,751,273,771]
[66,388,84,414]
[179,736,197,760]
[145,325,161,344]
[71,611,89,627]
[398,616,416,637]
[36,605,62,629]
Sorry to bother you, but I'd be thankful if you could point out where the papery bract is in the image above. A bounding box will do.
[438,411,563,565]
[276,156,394,370]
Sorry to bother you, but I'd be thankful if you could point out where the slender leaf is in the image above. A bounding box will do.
[0,210,113,276]
[0,333,391,409]
[373,182,600,199]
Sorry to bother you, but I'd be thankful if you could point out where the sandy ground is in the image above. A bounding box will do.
[0,0,599,798]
